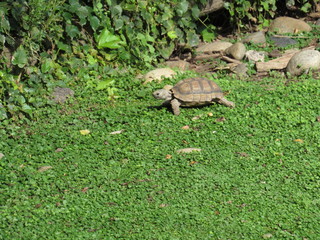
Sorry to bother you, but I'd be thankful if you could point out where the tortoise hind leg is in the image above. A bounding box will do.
[171,99,181,115]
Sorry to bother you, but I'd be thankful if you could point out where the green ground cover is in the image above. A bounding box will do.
[1,74,320,239]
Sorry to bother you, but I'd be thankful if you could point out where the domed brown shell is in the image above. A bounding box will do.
[171,77,224,106]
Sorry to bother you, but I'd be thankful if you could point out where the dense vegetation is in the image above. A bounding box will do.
[1,1,320,238]
[0,0,315,123]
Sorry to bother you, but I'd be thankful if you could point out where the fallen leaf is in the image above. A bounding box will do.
[216,117,226,122]
[0,153,4,159]
[181,125,190,130]
[236,152,249,157]
[192,115,201,120]
[207,112,213,117]
[110,129,125,135]
[176,148,202,153]
[55,148,63,152]
[81,187,89,193]
[316,116,320,122]
[38,166,53,172]
[189,161,199,165]
[262,233,273,239]
[80,129,90,135]
[165,154,172,159]
[294,139,304,143]
[159,203,168,208]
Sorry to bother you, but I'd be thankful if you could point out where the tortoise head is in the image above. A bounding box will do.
[153,89,172,101]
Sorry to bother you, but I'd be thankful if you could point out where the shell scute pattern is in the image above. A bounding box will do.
[172,78,223,105]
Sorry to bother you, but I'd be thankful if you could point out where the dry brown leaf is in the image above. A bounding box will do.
[38,166,53,172]
[216,117,226,122]
[55,148,63,152]
[81,187,89,193]
[165,154,172,159]
[189,161,199,165]
[316,116,320,122]
[176,148,202,153]
[181,125,190,130]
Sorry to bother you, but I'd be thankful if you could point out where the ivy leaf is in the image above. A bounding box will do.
[167,30,178,39]
[114,19,124,30]
[41,58,53,73]
[12,47,28,68]
[111,5,122,16]
[176,1,189,16]
[191,5,200,18]
[187,32,199,47]
[96,28,124,49]
[96,79,114,90]
[89,16,100,31]
[66,24,80,39]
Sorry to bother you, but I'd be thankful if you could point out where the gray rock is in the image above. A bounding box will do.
[196,41,232,53]
[164,60,190,70]
[232,63,248,76]
[52,87,74,103]
[144,68,176,84]
[200,0,225,15]
[286,50,320,76]
[269,17,312,34]
[242,31,266,44]
[225,42,246,60]
[270,36,297,47]
[245,50,266,62]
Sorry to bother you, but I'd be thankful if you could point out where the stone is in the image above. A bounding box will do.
[270,36,297,47]
[286,50,320,76]
[225,42,246,60]
[196,41,232,53]
[200,0,225,15]
[231,63,248,76]
[269,17,312,34]
[52,87,74,103]
[245,50,266,62]
[164,60,190,70]
[242,31,266,44]
[143,68,176,84]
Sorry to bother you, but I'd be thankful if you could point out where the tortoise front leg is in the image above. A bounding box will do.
[218,98,235,108]
[170,99,181,115]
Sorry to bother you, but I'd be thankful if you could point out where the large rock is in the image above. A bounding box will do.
[269,17,312,34]
[144,68,176,84]
[225,42,246,60]
[196,41,232,53]
[286,50,320,76]
[200,0,225,15]
[242,31,266,45]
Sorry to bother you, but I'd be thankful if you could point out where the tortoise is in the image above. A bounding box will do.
[153,77,235,115]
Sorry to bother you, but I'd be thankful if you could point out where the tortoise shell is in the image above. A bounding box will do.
[171,77,224,106]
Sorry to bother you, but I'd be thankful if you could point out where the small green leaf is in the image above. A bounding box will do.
[96,79,114,90]
[176,1,189,16]
[96,28,124,49]
[187,32,199,47]
[66,24,80,39]
[114,19,124,30]
[89,16,100,31]
[12,47,28,68]
[41,58,52,73]
[167,30,178,39]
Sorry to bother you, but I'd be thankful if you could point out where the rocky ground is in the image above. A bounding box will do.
[143,16,320,85]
